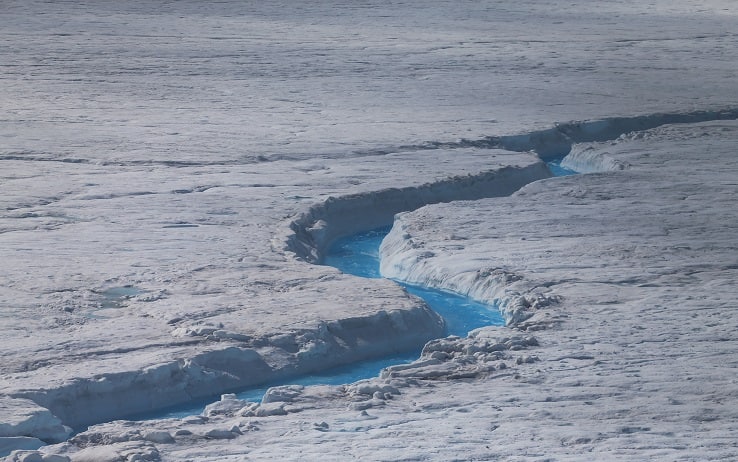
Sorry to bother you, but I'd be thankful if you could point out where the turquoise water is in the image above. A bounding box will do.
[135,352,417,420]
[140,158,575,420]
[547,158,578,176]
[146,227,503,420]
[143,227,503,420]
[323,227,504,337]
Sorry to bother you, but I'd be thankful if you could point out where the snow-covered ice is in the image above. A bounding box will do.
[2,0,738,460]
[378,119,738,460]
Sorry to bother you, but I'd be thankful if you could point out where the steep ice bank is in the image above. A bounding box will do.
[4,110,737,454]
[391,108,738,159]
[380,228,557,325]
[12,117,738,462]
[14,300,444,433]
[278,163,550,263]
[364,120,738,460]
[29,330,544,462]
[5,113,736,458]
[560,144,630,173]
[0,397,70,458]
[380,110,738,324]
[324,227,504,336]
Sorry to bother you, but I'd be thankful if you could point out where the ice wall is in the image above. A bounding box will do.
[11,302,442,431]
[379,110,738,325]
[280,163,552,263]
[473,108,738,159]
[291,111,738,251]
[379,223,555,325]
[5,109,735,450]
[0,397,71,456]
[560,145,630,173]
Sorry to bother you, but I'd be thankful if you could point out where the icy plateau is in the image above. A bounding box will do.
[2,0,738,460]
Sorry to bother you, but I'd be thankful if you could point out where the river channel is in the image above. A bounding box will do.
[140,158,573,420]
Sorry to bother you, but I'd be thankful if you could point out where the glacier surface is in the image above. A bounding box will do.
[2,0,738,460]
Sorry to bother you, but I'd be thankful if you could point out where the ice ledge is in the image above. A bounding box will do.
[277,108,738,265]
[413,108,738,159]
[380,221,562,326]
[277,163,552,263]
[0,397,71,458]
[378,109,738,325]
[561,144,630,173]
[8,303,442,434]
[0,397,71,443]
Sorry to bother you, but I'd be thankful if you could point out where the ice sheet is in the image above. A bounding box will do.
[2,0,738,460]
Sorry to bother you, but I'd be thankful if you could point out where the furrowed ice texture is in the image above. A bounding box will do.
[2,0,738,460]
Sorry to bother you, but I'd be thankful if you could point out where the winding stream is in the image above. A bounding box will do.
[323,226,504,336]
[139,159,572,421]
[7,110,737,457]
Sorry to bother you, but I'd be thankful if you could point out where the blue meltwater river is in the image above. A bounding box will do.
[323,226,504,336]
[144,226,505,419]
[140,158,573,419]
[235,214,510,400]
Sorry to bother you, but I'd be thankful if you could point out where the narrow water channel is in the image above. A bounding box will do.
[148,225,504,419]
[323,226,504,336]
[141,158,571,420]
[546,158,577,177]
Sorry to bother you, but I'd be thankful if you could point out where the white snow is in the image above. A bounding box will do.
[2,0,738,460]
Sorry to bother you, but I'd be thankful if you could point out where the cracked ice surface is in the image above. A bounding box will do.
[2,0,738,460]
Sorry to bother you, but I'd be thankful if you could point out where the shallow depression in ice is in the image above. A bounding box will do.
[98,286,144,309]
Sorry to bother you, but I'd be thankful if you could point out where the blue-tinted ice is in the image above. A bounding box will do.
[546,158,578,176]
